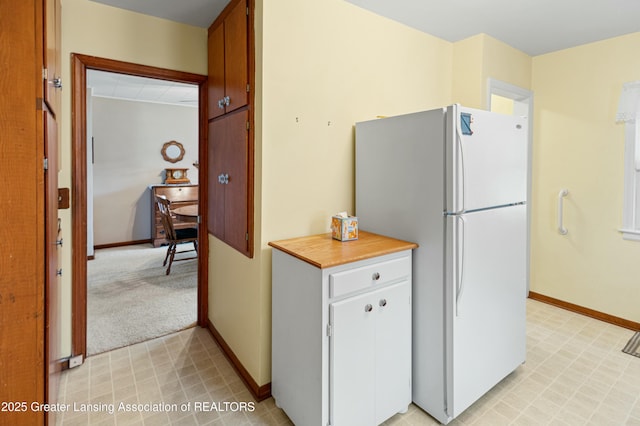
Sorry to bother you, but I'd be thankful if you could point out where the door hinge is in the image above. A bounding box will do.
[326,324,332,337]
[43,157,49,171]
[246,121,250,131]
[246,232,249,241]
[246,84,250,93]
[197,215,202,224]
[42,68,48,80]
[246,6,249,15]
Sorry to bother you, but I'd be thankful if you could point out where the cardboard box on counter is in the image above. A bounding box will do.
[331,215,358,241]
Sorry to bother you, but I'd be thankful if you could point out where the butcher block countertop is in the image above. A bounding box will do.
[268,231,418,269]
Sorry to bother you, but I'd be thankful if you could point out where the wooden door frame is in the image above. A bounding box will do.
[71,54,209,359]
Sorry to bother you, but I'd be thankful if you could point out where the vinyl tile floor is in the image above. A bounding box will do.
[57,299,640,425]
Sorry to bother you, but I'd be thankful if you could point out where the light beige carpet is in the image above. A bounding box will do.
[87,243,197,356]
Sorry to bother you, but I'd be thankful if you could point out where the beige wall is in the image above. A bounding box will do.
[452,35,484,108]
[453,34,531,108]
[482,35,532,98]
[530,32,640,322]
[59,0,207,356]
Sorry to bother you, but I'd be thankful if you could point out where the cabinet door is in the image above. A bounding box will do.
[208,109,249,255]
[223,0,248,114]
[207,23,225,120]
[330,292,376,426]
[374,280,412,424]
[223,110,249,253]
[207,0,247,119]
[330,280,411,426]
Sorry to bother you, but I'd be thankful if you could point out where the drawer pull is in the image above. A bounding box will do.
[372,272,381,281]
[379,299,387,307]
[364,304,373,313]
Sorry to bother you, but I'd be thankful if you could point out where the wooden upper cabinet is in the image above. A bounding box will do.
[207,0,248,119]
[44,0,61,116]
[207,0,254,258]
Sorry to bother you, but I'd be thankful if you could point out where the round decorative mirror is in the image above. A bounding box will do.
[161,140,185,163]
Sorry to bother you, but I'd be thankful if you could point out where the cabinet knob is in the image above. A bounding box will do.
[364,304,373,313]
[379,299,387,307]
[218,98,225,109]
[372,272,381,281]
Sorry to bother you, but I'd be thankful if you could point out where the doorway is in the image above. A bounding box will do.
[71,54,208,361]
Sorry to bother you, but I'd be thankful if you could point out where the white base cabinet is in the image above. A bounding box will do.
[270,232,416,426]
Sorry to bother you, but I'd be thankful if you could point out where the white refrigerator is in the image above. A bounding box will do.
[355,105,528,424]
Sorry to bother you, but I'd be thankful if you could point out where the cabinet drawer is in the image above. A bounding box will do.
[154,185,198,202]
[329,255,410,299]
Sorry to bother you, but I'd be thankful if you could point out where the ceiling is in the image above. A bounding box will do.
[345,0,640,56]
[87,0,640,104]
[89,0,230,29]
[90,0,640,56]
[87,70,199,107]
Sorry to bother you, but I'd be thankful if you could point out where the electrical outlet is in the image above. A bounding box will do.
[69,355,83,368]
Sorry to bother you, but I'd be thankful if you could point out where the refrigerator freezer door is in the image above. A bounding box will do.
[447,105,528,212]
[445,204,527,418]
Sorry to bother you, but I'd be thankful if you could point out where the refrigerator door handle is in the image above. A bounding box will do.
[455,215,465,316]
[455,113,466,213]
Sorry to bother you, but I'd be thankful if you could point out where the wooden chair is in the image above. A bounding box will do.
[155,195,198,275]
